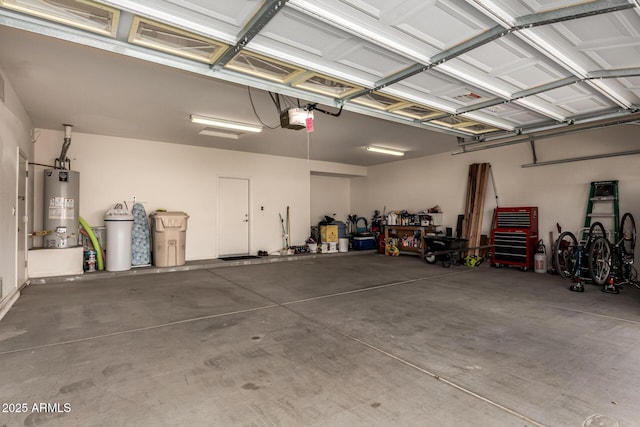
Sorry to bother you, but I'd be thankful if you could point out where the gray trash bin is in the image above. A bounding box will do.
[104,208,134,271]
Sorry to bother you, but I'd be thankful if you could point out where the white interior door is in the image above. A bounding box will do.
[218,177,249,256]
[17,150,28,288]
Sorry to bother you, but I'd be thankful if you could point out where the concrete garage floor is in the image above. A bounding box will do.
[1,253,639,427]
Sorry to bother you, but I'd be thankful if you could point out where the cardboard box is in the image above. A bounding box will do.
[28,247,84,278]
[320,225,339,242]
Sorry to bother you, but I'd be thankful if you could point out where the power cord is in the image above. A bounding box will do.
[247,86,280,129]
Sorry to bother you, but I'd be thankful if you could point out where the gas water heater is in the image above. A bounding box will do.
[43,124,80,248]
[43,169,79,248]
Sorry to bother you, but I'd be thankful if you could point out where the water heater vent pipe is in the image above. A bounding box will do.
[56,123,73,170]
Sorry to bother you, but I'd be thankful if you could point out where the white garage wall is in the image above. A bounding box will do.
[19,120,640,273]
[0,68,33,316]
[351,125,640,257]
[32,129,313,259]
[310,174,351,225]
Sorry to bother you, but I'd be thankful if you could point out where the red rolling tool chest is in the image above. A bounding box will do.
[491,207,539,270]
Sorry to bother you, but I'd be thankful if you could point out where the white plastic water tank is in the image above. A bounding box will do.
[534,252,547,274]
[338,238,349,253]
[534,240,547,274]
[104,208,134,271]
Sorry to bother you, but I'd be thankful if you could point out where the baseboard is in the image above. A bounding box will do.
[0,288,20,322]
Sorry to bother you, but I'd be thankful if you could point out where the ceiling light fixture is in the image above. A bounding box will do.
[190,114,262,133]
[366,146,405,156]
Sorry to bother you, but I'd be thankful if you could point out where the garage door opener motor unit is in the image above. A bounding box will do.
[280,108,313,130]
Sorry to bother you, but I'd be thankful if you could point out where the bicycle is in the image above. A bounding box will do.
[554,221,607,292]
[588,213,638,293]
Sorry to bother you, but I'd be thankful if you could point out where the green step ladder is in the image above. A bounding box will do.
[583,180,619,242]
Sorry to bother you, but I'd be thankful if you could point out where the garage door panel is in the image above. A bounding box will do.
[260,9,351,59]
[436,87,499,108]
[616,76,640,100]
[557,11,638,46]
[254,8,416,84]
[386,71,484,112]
[397,70,498,100]
[531,83,613,115]
[440,59,521,96]
[395,70,460,95]
[554,11,640,70]
[288,0,440,62]
[477,103,549,127]
[457,35,569,90]
[583,42,640,72]
[106,0,262,43]
[473,0,604,20]
[333,0,405,20]
[162,0,260,28]
[391,1,494,50]
[498,62,565,90]
[517,9,640,74]
[335,43,415,79]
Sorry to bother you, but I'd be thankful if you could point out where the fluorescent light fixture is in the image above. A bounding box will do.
[190,114,262,133]
[366,146,405,156]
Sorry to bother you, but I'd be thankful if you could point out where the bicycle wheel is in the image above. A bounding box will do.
[620,213,636,257]
[554,231,578,280]
[588,236,612,286]
[588,221,606,242]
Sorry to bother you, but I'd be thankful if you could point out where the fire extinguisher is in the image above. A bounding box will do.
[534,240,547,274]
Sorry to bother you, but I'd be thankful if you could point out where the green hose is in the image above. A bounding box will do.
[79,216,104,270]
